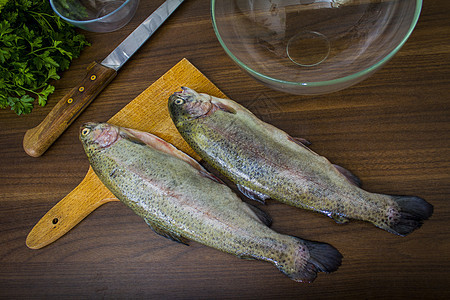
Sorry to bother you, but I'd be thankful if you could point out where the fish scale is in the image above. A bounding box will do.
[79,122,343,283]
[168,87,433,236]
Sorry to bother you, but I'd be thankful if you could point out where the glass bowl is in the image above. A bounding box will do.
[211,0,422,95]
[50,0,139,33]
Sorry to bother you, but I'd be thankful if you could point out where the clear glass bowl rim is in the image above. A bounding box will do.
[211,0,423,88]
[50,0,135,24]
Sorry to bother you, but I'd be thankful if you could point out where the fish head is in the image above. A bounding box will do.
[79,122,120,154]
[168,87,213,123]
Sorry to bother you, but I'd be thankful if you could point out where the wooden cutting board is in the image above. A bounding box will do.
[26,58,226,249]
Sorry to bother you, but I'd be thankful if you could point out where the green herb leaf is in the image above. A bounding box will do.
[0,0,90,115]
[37,84,55,106]
[8,94,34,115]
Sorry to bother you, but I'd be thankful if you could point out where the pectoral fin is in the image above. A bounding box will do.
[328,213,349,224]
[211,99,237,114]
[198,169,224,184]
[288,135,319,156]
[144,218,189,246]
[122,127,213,178]
[237,184,270,204]
[120,133,147,146]
[238,255,256,260]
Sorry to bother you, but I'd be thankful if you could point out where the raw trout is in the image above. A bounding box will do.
[79,122,342,283]
[168,87,433,236]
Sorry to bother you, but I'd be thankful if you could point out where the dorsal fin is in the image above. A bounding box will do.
[289,136,312,146]
[333,164,361,187]
[288,135,319,155]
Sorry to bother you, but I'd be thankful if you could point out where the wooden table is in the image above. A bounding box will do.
[1,1,449,298]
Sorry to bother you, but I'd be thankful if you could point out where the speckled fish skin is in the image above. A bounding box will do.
[79,122,342,283]
[168,87,433,236]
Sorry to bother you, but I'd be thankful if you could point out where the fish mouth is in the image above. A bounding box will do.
[176,86,195,96]
[172,86,196,100]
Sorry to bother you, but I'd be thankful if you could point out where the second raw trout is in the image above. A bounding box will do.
[79,122,342,283]
[168,87,433,236]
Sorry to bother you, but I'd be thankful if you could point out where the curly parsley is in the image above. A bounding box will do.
[0,0,90,115]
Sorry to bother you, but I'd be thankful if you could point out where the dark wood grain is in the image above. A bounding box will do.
[1,0,449,298]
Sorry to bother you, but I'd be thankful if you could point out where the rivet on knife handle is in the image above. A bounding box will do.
[23,62,117,157]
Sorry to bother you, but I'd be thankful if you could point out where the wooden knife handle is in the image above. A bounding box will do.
[23,62,117,157]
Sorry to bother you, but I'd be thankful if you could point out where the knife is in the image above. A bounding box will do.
[23,0,184,157]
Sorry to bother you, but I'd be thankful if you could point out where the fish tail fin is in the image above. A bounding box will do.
[386,195,433,236]
[276,238,343,283]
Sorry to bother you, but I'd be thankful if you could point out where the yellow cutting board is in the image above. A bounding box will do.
[26,58,226,249]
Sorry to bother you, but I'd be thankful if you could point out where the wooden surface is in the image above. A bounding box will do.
[25,59,224,250]
[1,0,449,298]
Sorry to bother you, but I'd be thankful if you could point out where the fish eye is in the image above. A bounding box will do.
[81,128,90,136]
[174,98,184,105]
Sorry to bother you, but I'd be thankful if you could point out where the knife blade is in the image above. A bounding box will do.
[23,0,184,157]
